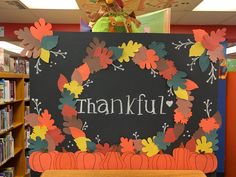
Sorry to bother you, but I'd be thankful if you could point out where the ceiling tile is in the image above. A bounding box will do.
[0,9,37,23]
[176,12,236,25]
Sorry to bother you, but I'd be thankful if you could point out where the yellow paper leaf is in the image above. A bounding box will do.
[30,126,48,141]
[189,42,205,57]
[64,80,84,98]
[196,136,213,153]
[74,137,91,152]
[118,40,142,63]
[40,48,50,63]
[141,137,159,157]
[174,87,189,100]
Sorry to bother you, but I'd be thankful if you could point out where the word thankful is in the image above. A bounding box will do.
[76,94,171,115]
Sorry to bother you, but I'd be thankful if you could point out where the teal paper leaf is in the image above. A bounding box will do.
[148,42,167,58]
[199,55,210,72]
[28,137,48,154]
[109,47,123,61]
[167,71,187,90]
[58,89,76,110]
[41,35,59,50]
[153,132,170,150]
[206,130,219,151]
[87,141,96,152]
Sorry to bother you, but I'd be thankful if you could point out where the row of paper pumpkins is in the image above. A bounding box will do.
[29,147,217,173]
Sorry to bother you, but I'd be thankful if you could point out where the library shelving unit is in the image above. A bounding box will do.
[0,72,29,177]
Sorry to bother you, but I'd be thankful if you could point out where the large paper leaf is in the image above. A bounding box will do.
[192,29,208,42]
[58,89,76,110]
[167,71,187,90]
[41,35,58,50]
[174,87,188,100]
[28,137,48,154]
[189,42,205,57]
[148,42,167,58]
[199,55,210,72]
[205,130,219,151]
[25,113,39,126]
[57,74,68,92]
[109,47,123,61]
[40,48,50,63]
[153,132,170,150]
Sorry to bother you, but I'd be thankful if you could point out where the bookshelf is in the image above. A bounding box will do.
[0,72,29,177]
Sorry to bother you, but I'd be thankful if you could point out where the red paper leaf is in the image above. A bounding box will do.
[185,79,199,91]
[47,128,65,146]
[93,47,113,69]
[69,127,85,138]
[77,63,90,81]
[199,117,220,133]
[96,143,114,155]
[38,109,56,130]
[71,68,83,85]
[57,74,68,92]
[25,113,39,127]
[202,28,226,51]
[207,45,224,63]
[164,128,176,143]
[120,137,135,153]
[193,29,208,42]
[185,138,196,152]
[62,104,77,117]
[159,60,177,80]
[45,134,56,152]
[174,110,192,125]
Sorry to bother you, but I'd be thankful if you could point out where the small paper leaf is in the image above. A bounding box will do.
[185,138,196,152]
[109,47,123,61]
[87,141,96,152]
[25,113,39,127]
[199,55,210,72]
[57,74,68,92]
[164,128,176,143]
[41,35,58,50]
[185,79,199,91]
[193,29,208,42]
[69,127,86,138]
[189,42,205,57]
[40,48,50,63]
[174,87,188,100]
[62,104,77,117]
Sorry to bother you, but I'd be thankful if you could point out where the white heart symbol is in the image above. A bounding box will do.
[166,100,173,107]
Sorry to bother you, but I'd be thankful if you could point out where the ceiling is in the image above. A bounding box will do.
[0,0,236,25]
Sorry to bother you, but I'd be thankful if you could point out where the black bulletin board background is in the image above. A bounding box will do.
[30,32,218,154]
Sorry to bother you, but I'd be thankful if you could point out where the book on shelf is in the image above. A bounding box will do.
[0,80,16,104]
[25,106,30,117]
[25,127,30,149]
[0,132,14,165]
[24,82,30,100]
[0,167,14,177]
[0,105,13,133]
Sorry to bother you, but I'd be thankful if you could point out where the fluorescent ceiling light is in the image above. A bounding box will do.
[227,46,236,54]
[20,0,79,9]
[194,0,236,11]
[0,41,23,54]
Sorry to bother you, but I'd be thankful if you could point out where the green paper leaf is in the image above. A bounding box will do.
[199,55,210,72]
[153,132,170,150]
[206,130,219,151]
[28,137,48,154]
[109,47,123,61]
[41,35,59,50]
[148,42,167,58]
[58,89,76,110]
[167,71,187,90]
[87,141,96,152]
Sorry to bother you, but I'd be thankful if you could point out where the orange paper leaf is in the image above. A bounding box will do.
[120,137,135,153]
[199,117,220,133]
[78,63,90,81]
[62,104,77,117]
[164,128,176,143]
[185,79,199,91]
[38,109,56,130]
[193,29,208,42]
[69,127,86,138]
[57,74,68,92]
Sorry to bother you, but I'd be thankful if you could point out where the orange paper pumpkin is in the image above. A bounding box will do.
[101,152,125,169]
[189,152,218,173]
[75,151,105,169]
[173,148,191,170]
[54,152,76,170]
[122,153,149,169]
[29,151,58,172]
[149,153,176,170]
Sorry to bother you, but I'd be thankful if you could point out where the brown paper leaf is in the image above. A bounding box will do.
[193,128,205,139]
[213,111,222,126]
[132,46,147,64]
[133,139,143,152]
[83,56,102,73]
[86,38,106,57]
[15,27,40,58]
[63,116,83,135]
[207,45,224,63]
[71,68,83,85]
[25,113,39,127]
[45,134,56,152]
[174,123,185,138]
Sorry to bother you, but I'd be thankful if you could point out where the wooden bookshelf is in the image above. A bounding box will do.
[0,72,28,177]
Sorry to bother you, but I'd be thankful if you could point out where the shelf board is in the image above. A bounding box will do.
[0,122,23,136]
[24,98,30,102]
[0,72,24,79]
[23,74,29,79]
[0,99,23,106]
[14,147,23,156]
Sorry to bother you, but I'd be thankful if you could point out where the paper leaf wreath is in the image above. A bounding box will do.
[17,19,226,174]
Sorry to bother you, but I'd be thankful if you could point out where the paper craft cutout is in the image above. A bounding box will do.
[41,36,59,50]
[207,45,224,63]
[185,138,196,152]
[25,113,39,126]
[38,110,56,130]
[142,138,160,157]
[74,137,91,151]
[174,87,188,100]
[64,81,83,98]
[69,127,86,138]
[63,116,83,135]
[46,128,65,146]
[28,137,48,154]
[118,40,142,62]
[148,42,167,58]
[196,136,213,153]
[57,74,68,92]
[158,60,177,80]
[30,126,48,141]
[193,29,208,42]
[108,47,123,61]
[189,42,205,57]
[205,130,219,151]
[153,132,170,151]
[185,79,199,91]
[199,117,220,133]
[61,104,77,117]
[30,18,53,41]
[164,128,176,143]
[120,137,135,153]
[93,47,113,69]
[199,55,210,72]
